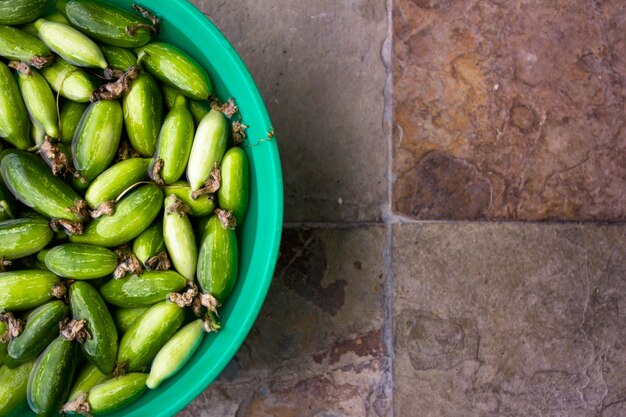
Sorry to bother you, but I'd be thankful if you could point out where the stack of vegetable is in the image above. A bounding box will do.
[0,0,250,415]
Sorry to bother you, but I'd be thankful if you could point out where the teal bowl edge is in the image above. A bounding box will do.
[18,1,284,416]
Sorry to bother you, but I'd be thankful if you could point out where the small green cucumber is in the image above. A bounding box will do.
[135,42,212,100]
[33,249,51,271]
[19,209,48,220]
[190,100,211,125]
[197,216,238,304]
[132,221,165,267]
[45,244,117,279]
[193,215,212,245]
[67,362,109,402]
[164,181,215,217]
[101,45,137,71]
[84,157,150,209]
[7,300,69,364]
[70,184,163,247]
[43,11,71,24]
[57,0,154,48]
[87,373,148,415]
[73,100,123,182]
[163,194,197,280]
[186,109,228,191]
[59,101,87,144]
[161,84,178,108]
[0,62,30,150]
[71,174,92,194]
[16,307,39,322]
[0,25,53,69]
[0,217,53,261]
[1,150,86,223]
[123,72,163,157]
[146,319,204,389]
[0,270,61,312]
[0,0,47,25]
[100,270,187,308]
[112,306,149,335]
[0,361,34,416]
[18,22,38,37]
[29,118,45,147]
[41,58,97,103]
[218,147,250,224]
[20,11,70,36]
[17,68,59,139]
[36,249,49,264]
[116,301,184,372]
[163,87,210,123]
[69,281,118,374]
[0,177,17,221]
[149,95,194,184]
[27,336,77,417]
[35,18,107,69]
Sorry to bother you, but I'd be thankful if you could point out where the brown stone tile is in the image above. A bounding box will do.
[179,226,391,416]
[393,0,626,220]
[192,0,389,223]
[393,223,626,416]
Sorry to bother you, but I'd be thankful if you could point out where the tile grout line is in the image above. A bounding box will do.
[283,220,624,227]
[382,0,395,414]
[283,222,385,228]
[382,223,395,416]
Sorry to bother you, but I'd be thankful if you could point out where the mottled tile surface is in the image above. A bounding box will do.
[179,227,391,416]
[393,0,626,220]
[174,2,626,417]
[192,0,389,222]
[394,223,626,416]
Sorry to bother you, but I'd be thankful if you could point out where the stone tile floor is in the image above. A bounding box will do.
[180,1,625,416]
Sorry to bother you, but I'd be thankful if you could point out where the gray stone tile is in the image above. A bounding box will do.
[393,223,626,417]
[179,226,391,416]
[191,0,389,223]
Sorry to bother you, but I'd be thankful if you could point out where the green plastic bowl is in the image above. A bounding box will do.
[16,1,283,416]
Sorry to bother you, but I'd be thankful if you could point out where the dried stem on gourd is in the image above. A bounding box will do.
[0,258,11,273]
[90,201,116,218]
[129,4,160,34]
[145,251,170,271]
[168,281,199,308]
[165,195,191,218]
[114,245,142,278]
[191,166,221,199]
[149,158,165,186]
[91,65,140,101]
[60,318,91,343]
[232,121,248,145]
[61,392,91,417]
[116,141,142,161]
[210,98,238,119]
[49,219,84,236]
[0,312,24,339]
[215,208,236,230]
[39,136,71,176]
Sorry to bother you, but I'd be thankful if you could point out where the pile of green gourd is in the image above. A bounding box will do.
[0,0,250,415]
